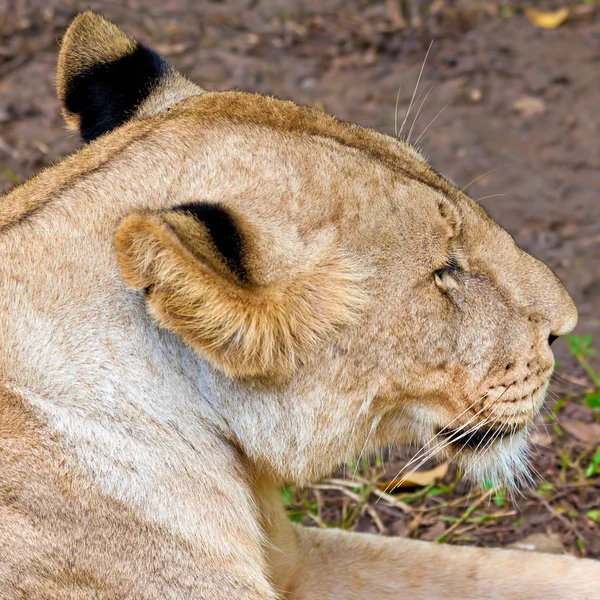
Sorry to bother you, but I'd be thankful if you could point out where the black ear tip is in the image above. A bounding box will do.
[173,203,249,283]
[64,43,169,143]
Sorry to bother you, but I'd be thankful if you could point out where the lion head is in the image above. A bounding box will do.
[55,12,576,489]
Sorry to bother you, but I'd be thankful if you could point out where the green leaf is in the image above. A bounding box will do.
[427,484,453,497]
[537,482,554,497]
[289,512,305,523]
[582,450,600,479]
[566,334,594,356]
[280,486,295,506]
[473,514,493,523]
[584,391,600,409]
[566,335,582,355]
[513,518,524,527]
[493,489,506,506]
[586,510,600,523]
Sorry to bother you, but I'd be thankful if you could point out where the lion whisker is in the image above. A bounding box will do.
[469,405,509,463]
[385,401,504,494]
[390,391,491,483]
[440,384,514,463]
[407,85,434,144]
[453,401,507,461]
[398,40,433,139]
[414,101,452,146]
[474,193,507,203]
[394,85,402,138]
[352,415,381,479]
[436,402,508,474]
[463,402,513,479]
[388,415,497,494]
[460,166,505,194]
[459,385,516,476]
[383,386,514,496]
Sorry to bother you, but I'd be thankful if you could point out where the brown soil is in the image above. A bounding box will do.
[1,0,599,558]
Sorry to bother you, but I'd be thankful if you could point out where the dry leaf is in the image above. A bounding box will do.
[379,462,449,489]
[530,431,553,447]
[562,421,600,444]
[525,7,569,29]
[513,95,547,117]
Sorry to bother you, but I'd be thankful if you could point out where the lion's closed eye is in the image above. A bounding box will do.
[434,253,462,291]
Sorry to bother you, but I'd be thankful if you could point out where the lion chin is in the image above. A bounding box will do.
[452,430,532,490]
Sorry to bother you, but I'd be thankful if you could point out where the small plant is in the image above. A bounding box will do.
[480,479,507,506]
[584,448,600,479]
[587,510,600,524]
[566,335,600,410]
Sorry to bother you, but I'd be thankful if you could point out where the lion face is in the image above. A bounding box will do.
[345,180,577,486]
[58,13,576,487]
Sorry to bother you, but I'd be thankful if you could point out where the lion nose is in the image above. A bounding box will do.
[548,334,558,346]
[521,252,578,338]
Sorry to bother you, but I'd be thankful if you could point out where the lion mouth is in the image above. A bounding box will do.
[438,425,523,450]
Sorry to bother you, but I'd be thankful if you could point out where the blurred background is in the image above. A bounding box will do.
[2,0,599,559]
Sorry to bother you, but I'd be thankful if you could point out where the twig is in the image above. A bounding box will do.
[305,511,329,529]
[437,489,494,542]
[311,483,362,503]
[538,497,586,555]
[321,477,412,512]
[365,503,389,534]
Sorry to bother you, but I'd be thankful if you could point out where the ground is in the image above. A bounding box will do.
[1,0,599,559]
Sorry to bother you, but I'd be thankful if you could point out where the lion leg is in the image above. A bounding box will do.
[287,525,600,600]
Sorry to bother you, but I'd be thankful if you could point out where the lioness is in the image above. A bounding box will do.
[0,11,598,599]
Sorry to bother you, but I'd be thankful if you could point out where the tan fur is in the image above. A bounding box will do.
[0,386,273,599]
[0,11,598,599]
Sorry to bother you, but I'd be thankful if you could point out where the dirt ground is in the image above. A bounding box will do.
[2,0,599,558]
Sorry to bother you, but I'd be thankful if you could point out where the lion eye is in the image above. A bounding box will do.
[435,254,460,275]
[434,255,461,290]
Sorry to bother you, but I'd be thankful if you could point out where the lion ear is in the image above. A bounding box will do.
[115,204,367,378]
[57,11,201,143]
